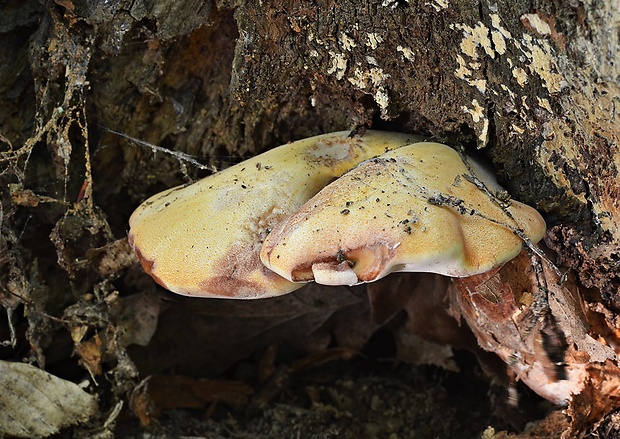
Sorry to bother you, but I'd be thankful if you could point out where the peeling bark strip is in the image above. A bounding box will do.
[451,251,618,407]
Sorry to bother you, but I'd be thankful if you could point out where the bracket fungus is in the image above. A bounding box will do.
[128,131,422,298]
[260,142,546,286]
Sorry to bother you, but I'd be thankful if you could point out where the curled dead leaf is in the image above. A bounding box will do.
[129,374,253,427]
[450,247,620,428]
[0,360,98,438]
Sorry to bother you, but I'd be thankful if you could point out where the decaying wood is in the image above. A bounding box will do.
[1,0,619,436]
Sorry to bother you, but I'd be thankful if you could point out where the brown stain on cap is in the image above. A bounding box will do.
[129,233,169,290]
[289,241,397,284]
[199,240,297,299]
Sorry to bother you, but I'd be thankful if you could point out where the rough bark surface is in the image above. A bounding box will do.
[1,0,619,437]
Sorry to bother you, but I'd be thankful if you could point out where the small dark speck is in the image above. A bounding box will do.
[241,167,246,171]
[345,201,354,207]
[256,162,262,170]
[341,209,350,215]
[376,198,380,202]
[164,202,170,207]
[405,226,412,234]
[277,255,280,259]
[241,184,247,189]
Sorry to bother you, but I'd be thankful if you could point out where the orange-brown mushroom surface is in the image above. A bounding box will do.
[128,131,422,298]
[260,142,546,286]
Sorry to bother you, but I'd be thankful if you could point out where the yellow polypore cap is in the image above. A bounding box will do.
[260,142,546,286]
[128,130,423,298]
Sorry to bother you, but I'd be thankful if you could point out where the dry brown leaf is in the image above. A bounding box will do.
[128,283,372,377]
[249,347,361,412]
[566,361,620,437]
[451,251,583,404]
[117,292,162,347]
[86,237,138,277]
[129,374,253,427]
[76,334,103,376]
[371,273,479,370]
[0,360,97,438]
[449,248,620,434]
[481,410,571,438]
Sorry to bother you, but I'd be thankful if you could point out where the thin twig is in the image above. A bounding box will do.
[456,150,565,281]
[101,126,217,172]
[0,307,17,348]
